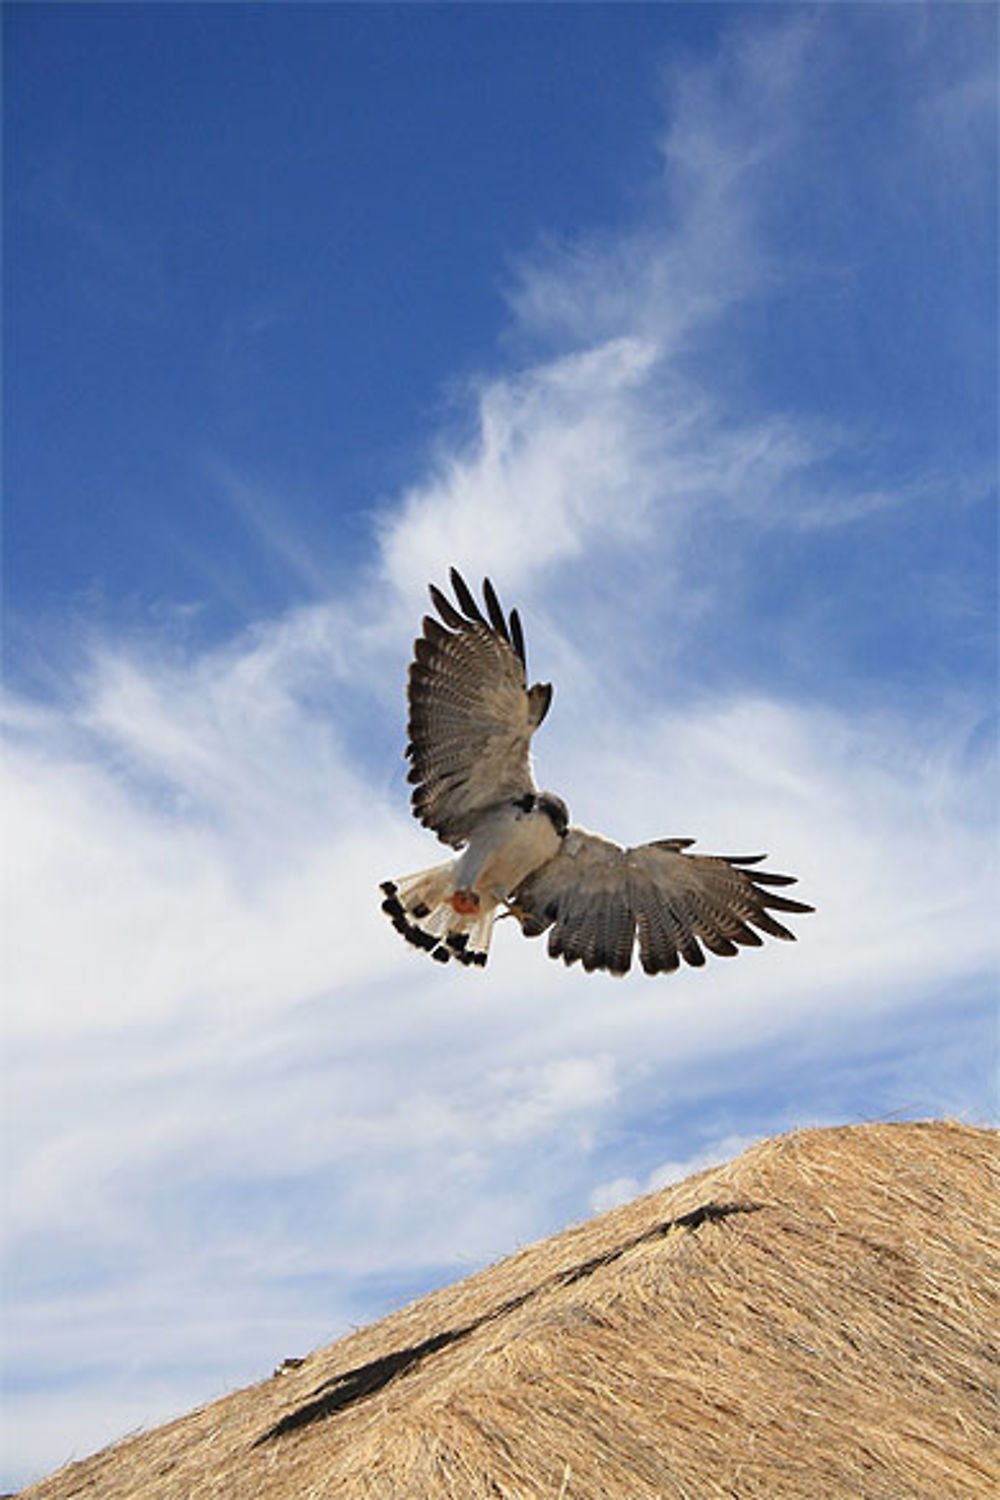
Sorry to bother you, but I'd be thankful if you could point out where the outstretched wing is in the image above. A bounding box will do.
[406,568,553,847]
[511,829,813,975]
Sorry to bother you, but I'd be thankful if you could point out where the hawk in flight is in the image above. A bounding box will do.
[381,570,812,975]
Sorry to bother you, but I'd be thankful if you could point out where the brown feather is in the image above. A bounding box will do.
[404,571,551,846]
[512,831,812,978]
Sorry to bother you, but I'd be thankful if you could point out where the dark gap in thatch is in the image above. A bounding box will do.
[255,1198,759,1446]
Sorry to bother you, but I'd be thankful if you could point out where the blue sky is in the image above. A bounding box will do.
[3,3,997,1488]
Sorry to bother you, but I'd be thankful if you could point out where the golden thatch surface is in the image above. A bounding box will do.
[22,1120,999,1500]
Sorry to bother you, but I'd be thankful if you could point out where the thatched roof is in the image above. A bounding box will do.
[21,1120,998,1500]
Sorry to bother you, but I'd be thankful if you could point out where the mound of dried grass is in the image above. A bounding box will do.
[22,1120,998,1500]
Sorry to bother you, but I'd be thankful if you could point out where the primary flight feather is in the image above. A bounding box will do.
[381,569,812,974]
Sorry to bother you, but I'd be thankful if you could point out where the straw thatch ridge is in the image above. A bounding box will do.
[20,1120,999,1500]
[256,1200,760,1446]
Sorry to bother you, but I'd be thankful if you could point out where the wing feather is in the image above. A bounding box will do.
[508,608,526,667]
[427,585,468,631]
[449,567,487,623]
[511,829,812,976]
[406,571,552,846]
[481,576,511,644]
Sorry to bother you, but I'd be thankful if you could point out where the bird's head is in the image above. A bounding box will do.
[537,792,570,838]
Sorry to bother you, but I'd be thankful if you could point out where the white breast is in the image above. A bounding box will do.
[460,806,561,901]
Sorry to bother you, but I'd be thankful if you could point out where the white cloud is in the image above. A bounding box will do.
[589,1131,764,1214]
[378,336,663,599]
[374,22,842,609]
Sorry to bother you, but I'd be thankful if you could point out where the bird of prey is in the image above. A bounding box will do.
[381,569,812,975]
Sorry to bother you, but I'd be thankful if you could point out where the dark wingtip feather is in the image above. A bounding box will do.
[746,869,800,888]
[679,936,706,968]
[449,568,485,623]
[421,615,449,645]
[749,910,797,942]
[481,577,510,643]
[508,608,526,666]
[528,681,553,728]
[428,583,466,630]
[760,892,815,914]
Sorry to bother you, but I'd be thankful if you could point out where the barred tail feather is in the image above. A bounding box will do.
[380,865,497,967]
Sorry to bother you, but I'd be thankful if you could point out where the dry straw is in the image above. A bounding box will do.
[21,1120,999,1499]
